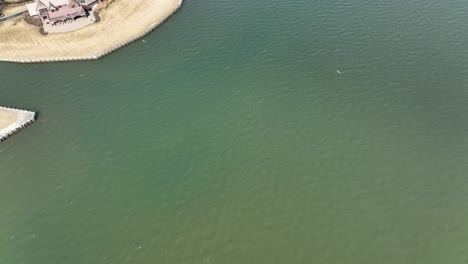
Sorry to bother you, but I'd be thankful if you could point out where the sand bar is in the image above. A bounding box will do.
[0,107,36,142]
[0,0,183,63]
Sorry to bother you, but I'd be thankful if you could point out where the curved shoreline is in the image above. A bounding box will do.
[0,0,183,64]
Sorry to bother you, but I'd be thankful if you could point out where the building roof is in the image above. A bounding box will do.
[47,5,84,21]
[28,0,91,17]
[50,0,70,6]
[38,1,47,10]
[26,2,39,16]
[39,0,50,8]
[39,0,69,8]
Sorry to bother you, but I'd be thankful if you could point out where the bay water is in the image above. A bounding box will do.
[1,0,468,263]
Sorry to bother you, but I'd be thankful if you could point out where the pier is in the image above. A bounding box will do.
[0,106,36,142]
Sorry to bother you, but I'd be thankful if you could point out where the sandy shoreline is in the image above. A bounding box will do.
[0,109,18,130]
[0,0,182,63]
[1,5,28,16]
[0,107,36,142]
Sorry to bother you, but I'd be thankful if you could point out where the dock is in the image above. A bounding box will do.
[0,106,36,142]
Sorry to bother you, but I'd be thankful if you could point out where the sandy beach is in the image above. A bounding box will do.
[1,5,28,16]
[0,109,18,131]
[0,0,182,62]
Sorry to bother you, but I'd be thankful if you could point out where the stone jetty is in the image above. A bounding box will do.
[0,106,36,142]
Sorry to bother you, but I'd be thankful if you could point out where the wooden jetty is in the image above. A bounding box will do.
[0,106,36,142]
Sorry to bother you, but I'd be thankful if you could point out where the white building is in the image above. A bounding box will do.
[26,0,97,23]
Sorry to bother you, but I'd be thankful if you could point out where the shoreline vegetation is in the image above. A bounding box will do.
[0,0,182,63]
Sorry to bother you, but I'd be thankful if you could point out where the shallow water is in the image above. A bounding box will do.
[1,0,468,263]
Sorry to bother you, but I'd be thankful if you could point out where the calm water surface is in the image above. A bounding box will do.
[1,0,468,263]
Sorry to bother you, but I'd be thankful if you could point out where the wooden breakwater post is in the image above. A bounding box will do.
[0,106,36,142]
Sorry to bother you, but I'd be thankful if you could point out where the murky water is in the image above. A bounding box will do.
[1,0,468,263]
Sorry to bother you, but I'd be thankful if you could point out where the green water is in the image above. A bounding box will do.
[2,0,468,263]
